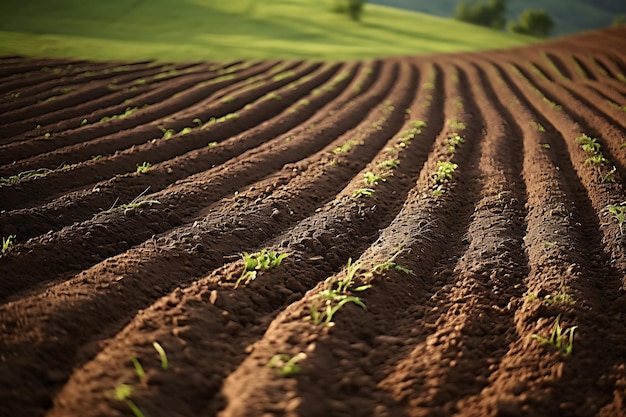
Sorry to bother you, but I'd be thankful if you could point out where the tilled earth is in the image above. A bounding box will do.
[1,27,626,417]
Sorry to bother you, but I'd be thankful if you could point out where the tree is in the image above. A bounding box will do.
[454,0,506,30]
[333,0,365,21]
[509,9,555,38]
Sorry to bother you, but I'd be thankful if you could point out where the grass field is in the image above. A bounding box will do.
[0,0,535,62]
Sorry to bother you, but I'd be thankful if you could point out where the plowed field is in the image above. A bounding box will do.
[1,27,626,417]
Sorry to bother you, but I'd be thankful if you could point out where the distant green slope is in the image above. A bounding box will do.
[0,0,534,62]
[371,0,626,37]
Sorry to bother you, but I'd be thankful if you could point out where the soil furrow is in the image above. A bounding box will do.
[0,61,417,417]
[0,63,359,241]
[0,60,399,301]
[0,60,283,166]
[458,57,626,417]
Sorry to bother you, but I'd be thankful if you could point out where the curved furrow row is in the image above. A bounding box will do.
[0,60,284,167]
[456,56,626,417]
[0,61,173,126]
[45,59,443,417]
[0,61,321,210]
[213,61,489,417]
[368,57,530,417]
[504,58,626,273]
[0,63,358,241]
[0,60,399,301]
[0,60,416,417]
[1,62,219,140]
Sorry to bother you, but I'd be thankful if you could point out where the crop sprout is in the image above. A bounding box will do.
[532,315,577,355]
[333,140,360,155]
[353,188,375,198]
[447,118,466,131]
[432,161,458,197]
[153,341,168,371]
[236,250,288,288]
[575,134,610,168]
[136,162,152,174]
[2,235,16,254]
[605,202,626,235]
[378,159,399,169]
[267,353,307,377]
[447,133,465,153]
[106,187,161,213]
[363,171,384,186]
[1,168,53,185]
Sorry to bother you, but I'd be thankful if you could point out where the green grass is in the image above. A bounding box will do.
[267,353,307,377]
[0,0,534,62]
[2,235,16,254]
[532,315,577,355]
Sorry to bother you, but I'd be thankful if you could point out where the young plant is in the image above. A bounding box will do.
[378,159,399,170]
[115,384,146,417]
[2,235,16,254]
[136,162,152,174]
[532,315,577,355]
[432,161,458,196]
[606,202,626,235]
[447,133,465,153]
[106,187,161,212]
[1,168,53,185]
[363,172,384,186]
[353,188,374,198]
[267,353,306,377]
[236,250,288,288]
[309,258,371,326]
[153,341,168,371]
[333,140,360,155]
[447,118,466,131]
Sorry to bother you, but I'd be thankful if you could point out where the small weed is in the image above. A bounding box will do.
[236,250,288,288]
[106,187,161,213]
[575,134,600,153]
[267,353,306,377]
[192,117,203,126]
[2,235,16,254]
[100,106,140,123]
[585,154,608,166]
[353,188,375,198]
[208,141,218,147]
[81,118,88,126]
[606,202,626,235]
[447,133,465,153]
[533,122,546,132]
[532,315,577,355]
[136,162,152,174]
[541,143,551,149]
[378,159,399,170]
[363,171,384,186]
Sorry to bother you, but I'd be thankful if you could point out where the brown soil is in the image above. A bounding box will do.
[1,27,625,417]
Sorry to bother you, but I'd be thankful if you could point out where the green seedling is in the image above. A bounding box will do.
[606,202,626,235]
[532,315,577,355]
[575,134,601,153]
[333,140,360,155]
[91,155,103,161]
[192,117,203,126]
[363,172,384,186]
[130,357,145,379]
[585,154,608,166]
[115,384,146,417]
[607,101,626,112]
[432,161,458,197]
[526,286,574,305]
[267,353,306,377]
[153,341,168,371]
[447,133,465,153]
[265,92,282,100]
[309,258,370,326]
[208,141,218,147]
[533,122,546,132]
[106,187,161,212]
[273,71,296,81]
[236,250,288,288]
[81,118,88,126]
[100,106,141,123]
[136,162,152,174]
[378,159,399,169]
[603,166,617,183]
[1,168,53,185]
[2,235,16,254]
[541,143,551,149]
[447,118,466,131]
[353,188,375,198]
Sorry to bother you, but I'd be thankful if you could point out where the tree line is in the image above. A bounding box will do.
[454,0,555,38]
